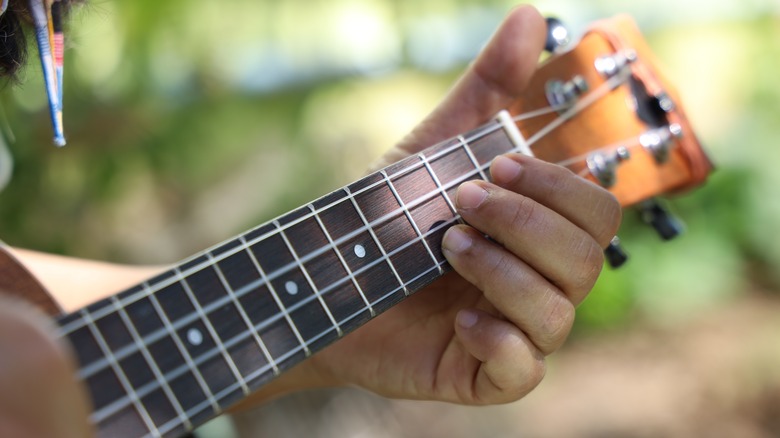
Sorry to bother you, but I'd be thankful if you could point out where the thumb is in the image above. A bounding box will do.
[394,5,546,157]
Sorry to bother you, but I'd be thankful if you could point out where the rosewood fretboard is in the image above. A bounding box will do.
[55,121,518,438]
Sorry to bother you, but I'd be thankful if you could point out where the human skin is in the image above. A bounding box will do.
[2,5,620,436]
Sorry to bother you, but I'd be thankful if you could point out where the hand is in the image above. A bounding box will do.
[0,298,93,437]
[305,5,622,404]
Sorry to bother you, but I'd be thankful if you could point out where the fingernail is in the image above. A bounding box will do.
[442,227,472,254]
[491,155,521,184]
[457,309,479,329]
[456,182,488,210]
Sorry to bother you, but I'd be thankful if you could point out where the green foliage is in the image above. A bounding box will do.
[1,0,778,330]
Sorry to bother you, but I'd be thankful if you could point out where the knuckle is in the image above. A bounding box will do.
[574,238,606,292]
[595,192,623,244]
[508,196,538,232]
[482,251,513,292]
[515,356,547,399]
[563,232,605,300]
[537,295,575,354]
[535,163,574,199]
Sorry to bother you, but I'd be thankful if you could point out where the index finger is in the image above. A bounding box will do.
[490,153,622,248]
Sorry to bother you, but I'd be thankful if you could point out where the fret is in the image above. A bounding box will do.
[155,281,196,325]
[275,217,342,339]
[117,350,155,390]
[407,193,456,265]
[353,257,407,312]
[352,175,418,256]
[84,295,115,315]
[427,137,484,186]
[180,254,208,272]
[382,169,441,275]
[66,324,104,371]
[58,112,539,437]
[146,289,221,416]
[86,366,128,414]
[139,389,179,435]
[458,134,490,182]
[82,309,158,437]
[146,336,185,375]
[177,267,250,396]
[94,311,134,352]
[201,303,245,360]
[198,354,245,409]
[124,297,165,338]
[216,248,261,291]
[386,157,439,207]
[97,404,148,438]
[281,300,337,352]
[236,283,282,332]
[467,125,517,168]
[344,183,407,301]
[240,235,311,358]
[419,152,458,217]
[255,317,307,366]
[210,237,241,257]
[226,339,275,392]
[313,189,366,240]
[56,309,83,329]
[290,203,374,319]
[114,295,190,432]
[166,371,213,427]
[184,264,230,308]
[388,239,440,291]
[210,250,279,378]
[247,223,292,275]
[309,201,374,321]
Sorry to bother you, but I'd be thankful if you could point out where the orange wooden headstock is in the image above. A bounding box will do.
[511,15,712,208]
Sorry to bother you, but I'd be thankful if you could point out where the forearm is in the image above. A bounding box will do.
[7,247,335,410]
[9,248,166,313]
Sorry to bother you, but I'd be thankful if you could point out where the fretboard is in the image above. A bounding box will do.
[55,119,519,438]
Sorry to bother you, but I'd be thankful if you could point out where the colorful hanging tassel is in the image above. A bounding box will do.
[29,0,65,146]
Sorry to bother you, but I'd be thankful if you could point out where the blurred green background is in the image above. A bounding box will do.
[1,0,779,435]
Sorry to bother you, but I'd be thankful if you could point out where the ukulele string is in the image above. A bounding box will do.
[63,73,634,427]
[57,100,571,337]
[522,70,631,150]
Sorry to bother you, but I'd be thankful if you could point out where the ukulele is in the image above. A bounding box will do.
[0,15,712,438]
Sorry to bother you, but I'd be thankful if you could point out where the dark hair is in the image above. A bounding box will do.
[0,0,79,80]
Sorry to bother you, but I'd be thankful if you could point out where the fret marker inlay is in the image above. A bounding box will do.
[187,328,203,346]
[354,244,366,258]
[284,281,298,295]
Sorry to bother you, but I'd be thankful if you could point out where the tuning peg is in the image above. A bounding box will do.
[604,236,629,268]
[544,17,570,53]
[640,123,682,164]
[638,199,685,241]
[586,146,631,188]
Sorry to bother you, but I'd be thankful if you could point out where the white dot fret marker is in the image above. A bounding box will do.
[187,328,203,346]
[354,244,366,258]
[285,281,298,295]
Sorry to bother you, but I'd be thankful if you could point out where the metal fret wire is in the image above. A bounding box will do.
[307,203,376,316]
[208,252,280,375]
[64,72,632,431]
[274,220,343,336]
[380,169,442,279]
[111,295,192,431]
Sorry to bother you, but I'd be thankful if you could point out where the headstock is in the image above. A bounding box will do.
[509,15,713,265]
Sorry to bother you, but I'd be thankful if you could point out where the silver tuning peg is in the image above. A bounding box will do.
[586,146,631,188]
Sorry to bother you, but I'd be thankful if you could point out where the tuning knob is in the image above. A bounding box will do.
[638,199,685,241]
[544,17,570,53]
[604,236,629,268]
